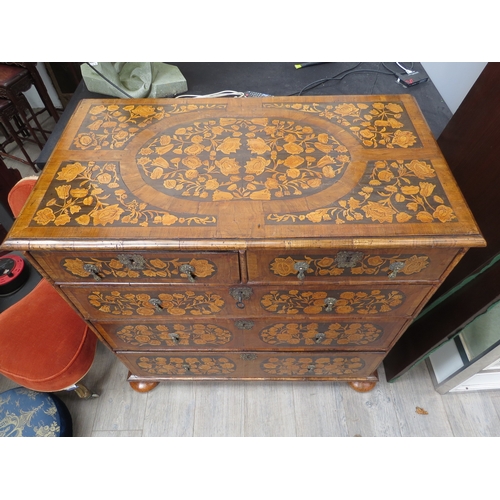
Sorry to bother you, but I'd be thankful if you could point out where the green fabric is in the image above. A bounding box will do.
[81,62,188,98]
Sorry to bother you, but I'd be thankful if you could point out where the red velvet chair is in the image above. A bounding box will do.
[0,178,98,398]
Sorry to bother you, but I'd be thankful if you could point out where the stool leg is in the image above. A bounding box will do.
[0,115,40,172]
[68,382,99,399]
[8,93,47,146]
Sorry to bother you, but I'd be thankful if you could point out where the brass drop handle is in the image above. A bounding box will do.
[230,287,253,309]
[83,264,102,281]
[294,261,310,281]
[388,262,405,279]
[169,333,180,344]
[179,264,196,283]
[314,332,326,344]
[307,364,316,372]
[182,363,191,372]
[324,297,337,312]
[148,298,163,312]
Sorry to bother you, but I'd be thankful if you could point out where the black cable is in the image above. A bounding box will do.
[288,63,395,96]
[84,62,133,98]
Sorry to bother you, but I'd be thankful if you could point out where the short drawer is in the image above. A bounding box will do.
[95,317,410,352]
[33,250,240,284]
[119,351,385,381]
[61,284,433,321]
[247,248,459,284]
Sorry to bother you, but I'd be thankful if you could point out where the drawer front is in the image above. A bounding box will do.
[95,317,409,352]
[62,284,433,320]
[33,251,240,284]
[119,351,384,380]
[247,248,459,284]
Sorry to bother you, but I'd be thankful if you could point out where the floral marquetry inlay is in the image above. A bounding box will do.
[136,118,351,201]
[270,253,429,278]
[264,101,421,148]
[260,322,382,346]
[136,356,236,375]
[262,356,366,376]
[260,290,404,315]
[267,159,456,225]
[72,102,226,150]
[87,290,225,316]
[116,323,232,347]
[31,161,216,228]
[62,256,216,280]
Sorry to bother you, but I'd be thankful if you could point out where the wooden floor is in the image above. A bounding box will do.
[2,112,500,438]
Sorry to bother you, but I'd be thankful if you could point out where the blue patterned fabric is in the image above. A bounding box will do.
[0,387,72,437]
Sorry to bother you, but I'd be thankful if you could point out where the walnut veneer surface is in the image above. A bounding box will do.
[1,95,485,392]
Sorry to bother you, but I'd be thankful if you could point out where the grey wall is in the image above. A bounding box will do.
[421,62,487,113]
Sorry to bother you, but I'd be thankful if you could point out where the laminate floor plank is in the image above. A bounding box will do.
[91,385,148,433]
[243,382,297,437]
[292,381,349,437]
[441,391,500,436]
[142,382,196,437]
[193,382,245,437]
[340,367,402,437]
[386,361,454,436]
[92,430,143,437]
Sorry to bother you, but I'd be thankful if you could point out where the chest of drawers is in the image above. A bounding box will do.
[2,95,485,393]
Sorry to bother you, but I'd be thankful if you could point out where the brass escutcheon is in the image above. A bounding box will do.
[234,320,255,330]
[117,253,146,270]
[335,251,364,268]
[240,353,257,361]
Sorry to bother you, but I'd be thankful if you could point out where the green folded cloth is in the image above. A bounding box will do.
[81,62,188,98]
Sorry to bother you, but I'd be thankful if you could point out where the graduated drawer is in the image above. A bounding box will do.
[119,351,384,381]
[33,250,240,284]
[95,317,410,352]
[246,248,459,284]
[62,283,433,320]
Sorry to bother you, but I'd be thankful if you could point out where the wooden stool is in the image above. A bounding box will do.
[0,98,42,171]
[0,63,58,142]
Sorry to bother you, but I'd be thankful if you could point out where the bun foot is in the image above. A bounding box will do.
[129,380,159,393]
[348,380,377,393]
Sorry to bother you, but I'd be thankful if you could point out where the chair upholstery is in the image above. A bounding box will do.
[0,178,97,394]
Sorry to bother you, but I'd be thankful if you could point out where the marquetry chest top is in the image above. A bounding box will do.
[3,95,485,252]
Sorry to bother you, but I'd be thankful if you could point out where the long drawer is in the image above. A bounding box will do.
[94,317,411,352]
[247,248,460,284]
[33,250,241,284]
[61,284,434,320]
[118,351,385,381]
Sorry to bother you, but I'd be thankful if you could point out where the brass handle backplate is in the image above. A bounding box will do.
[179,264,196,282]
[324,297,337,312]
[294,261,310,281]
[388,262,405,279]
[148,298,163,312]
[83,264,102,281]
